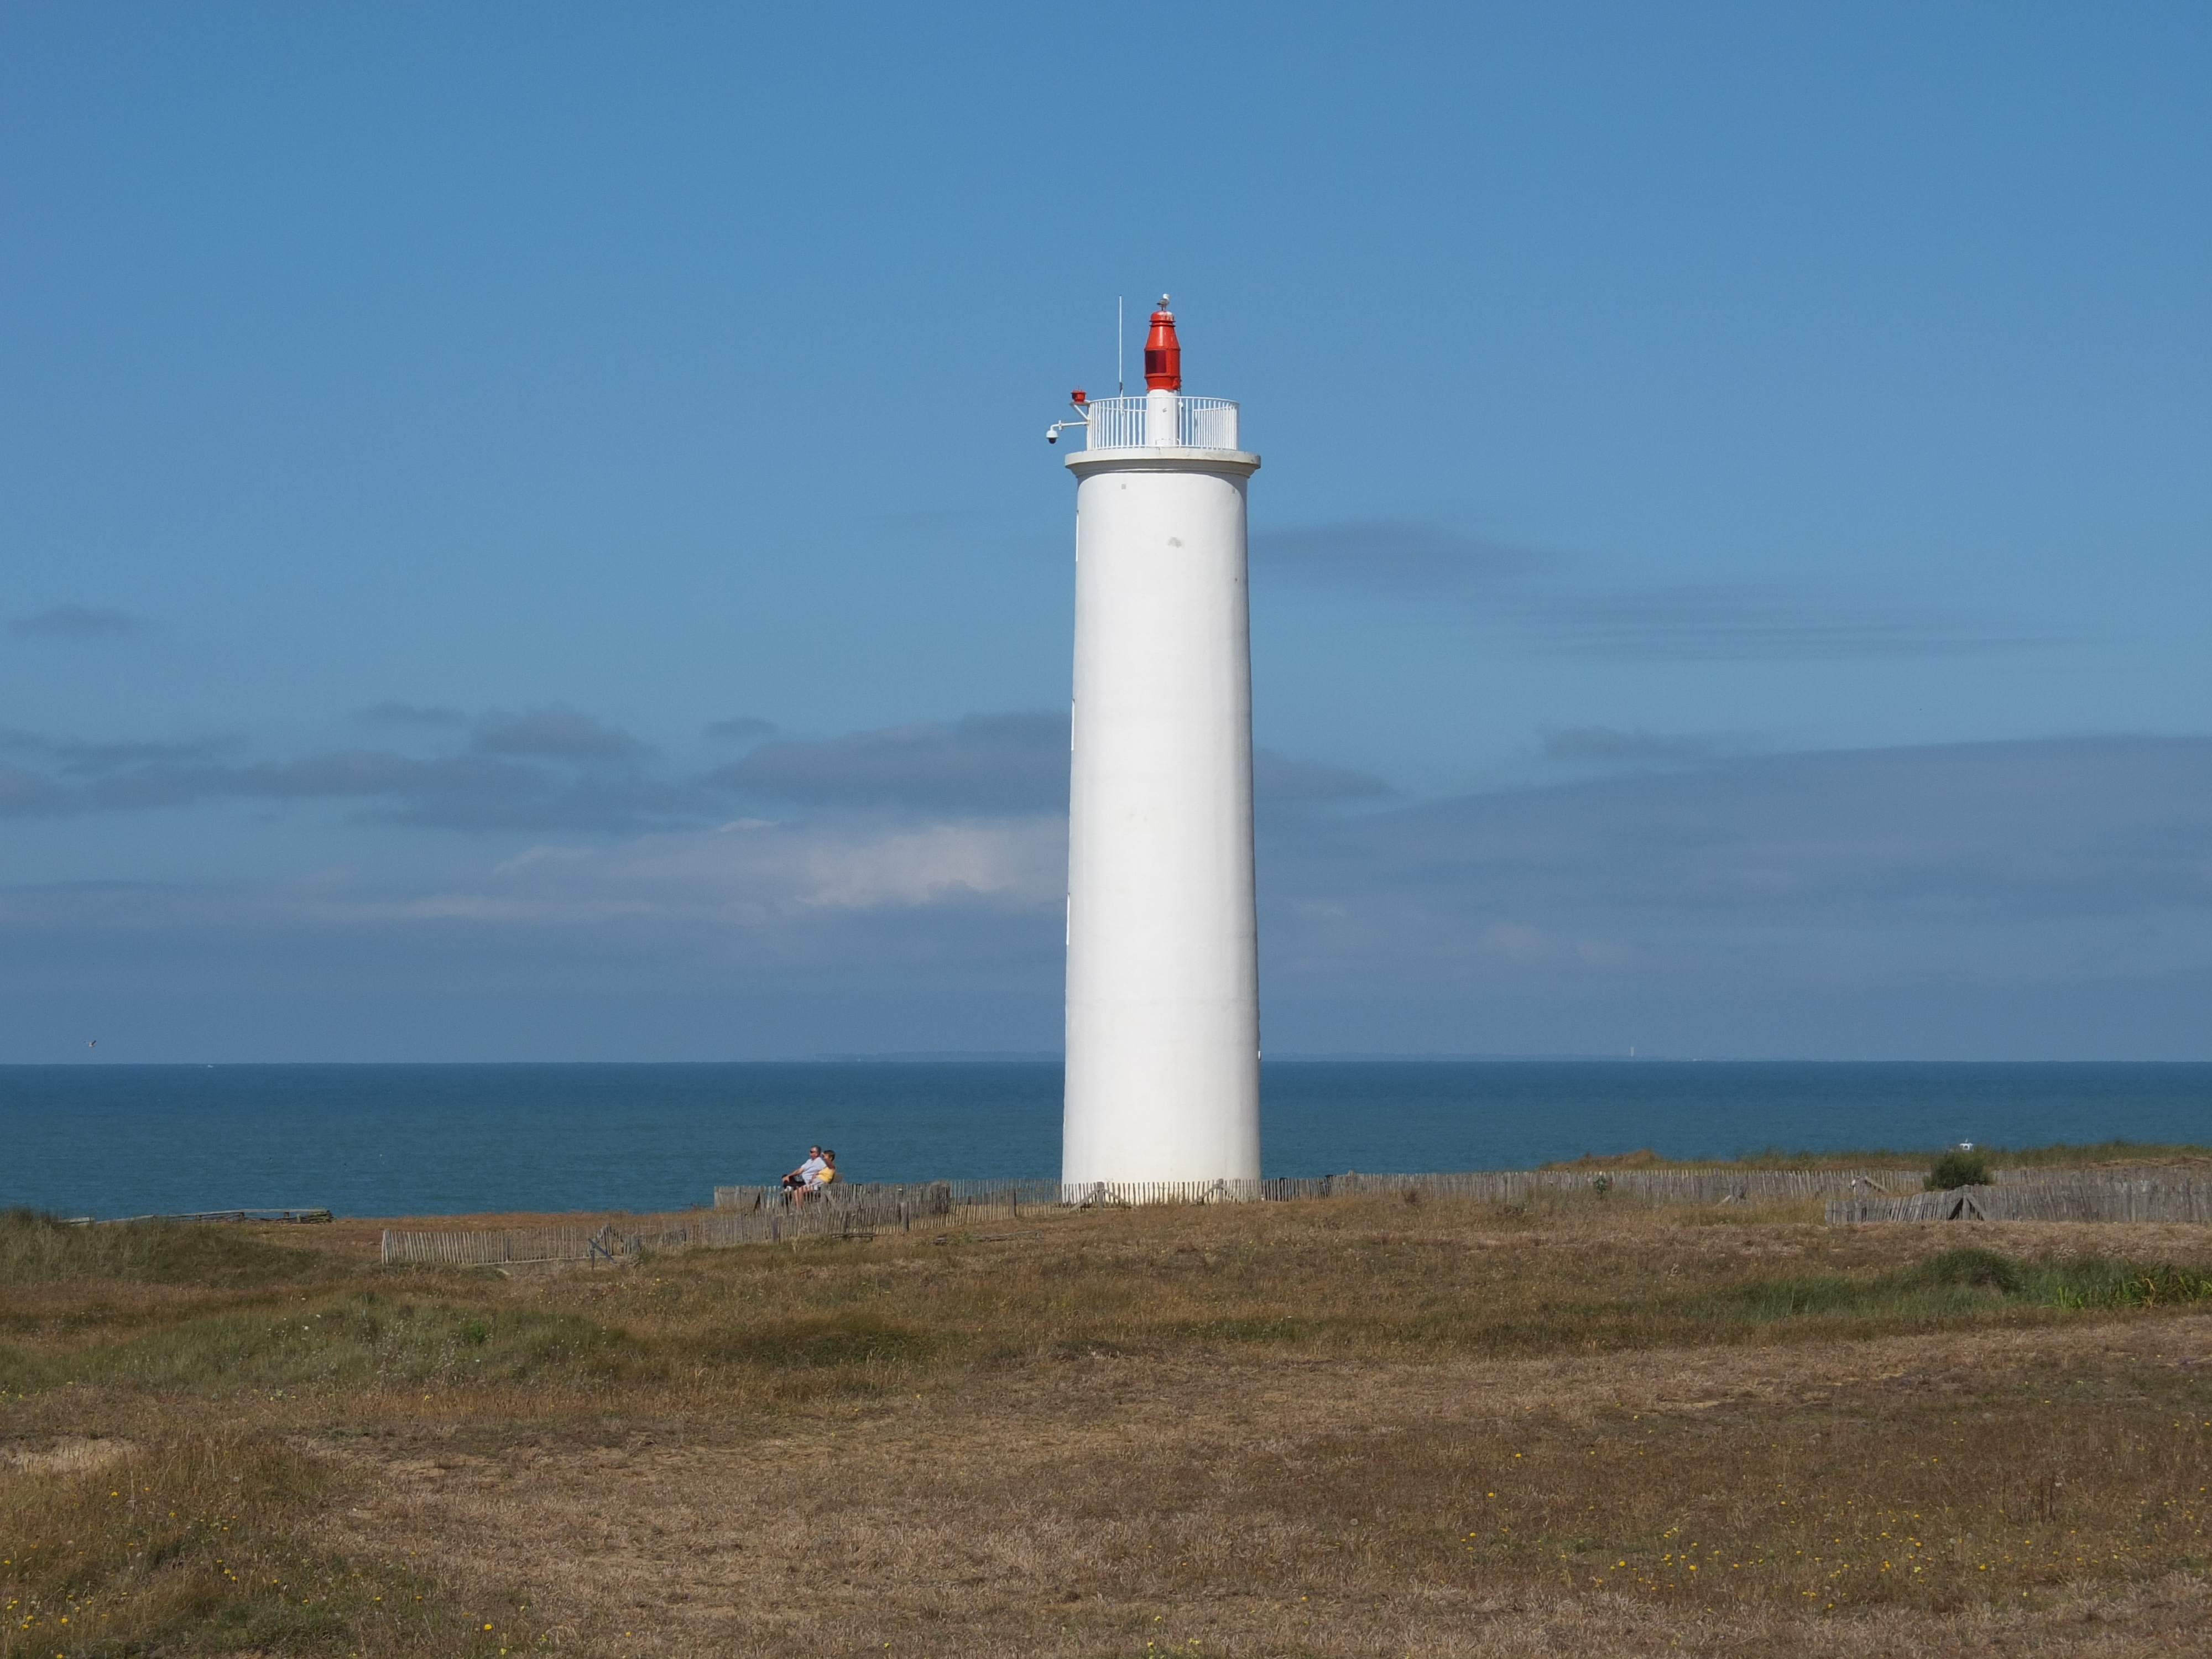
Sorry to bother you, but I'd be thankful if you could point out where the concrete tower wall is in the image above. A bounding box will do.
[1062,447,1262,1190]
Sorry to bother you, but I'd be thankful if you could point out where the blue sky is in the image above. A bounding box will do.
[2,2,2206,1060]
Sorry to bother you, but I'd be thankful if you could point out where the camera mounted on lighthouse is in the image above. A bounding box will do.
[1045,388,1088,445]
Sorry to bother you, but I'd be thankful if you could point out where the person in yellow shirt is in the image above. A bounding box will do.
[796,1149,838,1205]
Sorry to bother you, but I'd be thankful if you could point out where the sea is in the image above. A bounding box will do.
[3,1061,2206,1221]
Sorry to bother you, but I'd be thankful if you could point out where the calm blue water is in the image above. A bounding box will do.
[3,1061,2206,1219]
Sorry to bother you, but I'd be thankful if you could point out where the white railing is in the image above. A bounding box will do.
[1178,397,1239,450]
[1082,397,1149,448]
[1079,394,1240,451]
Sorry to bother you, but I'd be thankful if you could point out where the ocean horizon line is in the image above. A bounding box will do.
[8,1055,2209,1070]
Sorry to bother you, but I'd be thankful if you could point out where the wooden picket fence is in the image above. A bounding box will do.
[379,1166,1883,1269]
[382,1181,1078,1267]
[1827,1172,2212,1226]
[1293,1168,1902,1206]
[712,1178,1067,1214]
[377,1164,2212,1267]
[716,1167,1907,1213]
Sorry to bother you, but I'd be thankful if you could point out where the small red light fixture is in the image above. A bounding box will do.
[1144,296,1181,391]
[1071,389,1087,405]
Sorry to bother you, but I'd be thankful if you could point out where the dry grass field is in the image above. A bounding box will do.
[5,1188,2210,1657]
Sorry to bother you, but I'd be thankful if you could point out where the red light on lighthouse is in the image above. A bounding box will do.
[1144,299,1181,391]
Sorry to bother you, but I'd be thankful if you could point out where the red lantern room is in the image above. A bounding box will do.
[1143,298,1181,392]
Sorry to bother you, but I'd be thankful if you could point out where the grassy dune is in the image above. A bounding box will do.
[3,1192,2210,1656]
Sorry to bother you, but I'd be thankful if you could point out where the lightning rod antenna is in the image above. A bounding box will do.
[1117,296,1124,397]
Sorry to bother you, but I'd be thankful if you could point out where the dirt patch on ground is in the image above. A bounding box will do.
[323,1316,2212,1656]
[1,1434,136,1475]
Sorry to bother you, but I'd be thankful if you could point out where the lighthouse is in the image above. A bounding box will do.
[1054,299,1262,1197]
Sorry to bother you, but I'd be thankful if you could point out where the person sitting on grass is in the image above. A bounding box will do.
[781,1145,825,1199]
[795,1148,838,1206]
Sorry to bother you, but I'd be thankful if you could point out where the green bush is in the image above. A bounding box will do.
[1925,1149,1990,1191]
[1903,1246,2024,1293]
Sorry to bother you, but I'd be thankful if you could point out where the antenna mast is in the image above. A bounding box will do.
[1117,296,1124,397]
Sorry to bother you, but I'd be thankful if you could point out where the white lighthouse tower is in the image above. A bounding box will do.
[1053,299,1262,1197]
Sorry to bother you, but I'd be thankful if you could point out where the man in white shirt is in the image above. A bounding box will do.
[782,1145,826,1196]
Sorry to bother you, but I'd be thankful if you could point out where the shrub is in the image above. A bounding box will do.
[1925,1150,1990,1191]
[1904,1246,2024,1294]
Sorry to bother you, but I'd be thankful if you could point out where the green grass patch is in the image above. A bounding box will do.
[0,1209,338,1289]
[0,1293,638,1396]
[1711,1246,2212,1323]
[1991,1139,2212,1168]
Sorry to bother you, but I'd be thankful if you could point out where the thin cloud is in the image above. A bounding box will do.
[0,764,57,813]
[707,717,779,742]
[1,706,1406,832]
[0,728,239,778]
[233,752,701,831]
[361,701,468,727]
[1253,748,1394,804]
[59,737,241,775]
[499,815,1064,917]
[712,712,1070,814]
[11,604,138,639]
[1542,726,1720,764]
[716,713,1393,817]
[1267,735,2212,958]
[0,800,1034,959]
[1253,518,2054,662]
[0,729,702,831]
[1253,521,1540,591]
[472,708,655,764]
[1531,581,2052,662]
